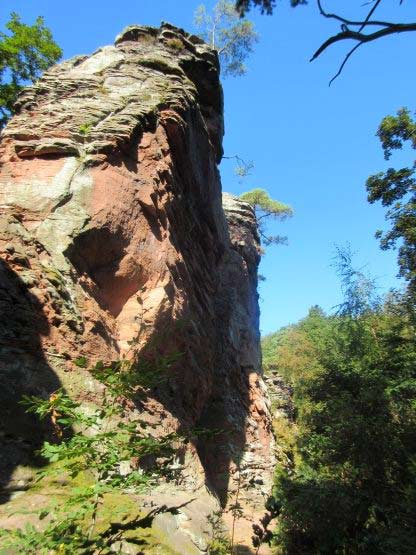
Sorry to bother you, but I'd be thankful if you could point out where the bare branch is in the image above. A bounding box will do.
[236,0,416,83]
[310,22,416,63]
[222,154,254,176]
[223,154,247,163]
[358,0,382,32]
[312,0,416,82]
[328,41,364,86]
[316,0,393,28]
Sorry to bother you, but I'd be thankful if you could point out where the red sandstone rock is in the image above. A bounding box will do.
[0,23,274,554]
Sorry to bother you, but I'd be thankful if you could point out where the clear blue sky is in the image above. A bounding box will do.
[3,1,415,334]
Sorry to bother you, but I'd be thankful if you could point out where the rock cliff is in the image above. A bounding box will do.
[0,23,274,554]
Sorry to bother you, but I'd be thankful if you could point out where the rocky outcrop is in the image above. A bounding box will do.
[196,193,274,504]
[264,369,293,422]
[0,23,274,553]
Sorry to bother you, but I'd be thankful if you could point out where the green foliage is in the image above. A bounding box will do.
[207,536,232,555]
[225,154,254,179]
[205,475,244,554]
[235,0,306,16]
[194,1,258,76]
[73,355,88,368]
[0,519,90,555]
[262,305,328,384]
[366,108,416,300]
[376,108,416,156]
[207,511,232,555]
[262,327,291,371]
[332,244,380,317]
[240,188,293,246]
[264,252,416,554]
[78,122,92,137]
[1,355,181,554]
[0,12,62,129]
[239,188,292,217]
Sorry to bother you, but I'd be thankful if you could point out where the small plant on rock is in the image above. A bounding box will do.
[78,122,92,138]
[165,37,185,51]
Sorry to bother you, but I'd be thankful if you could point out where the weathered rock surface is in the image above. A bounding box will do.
[264,368,293,422]
[0,23,274,553]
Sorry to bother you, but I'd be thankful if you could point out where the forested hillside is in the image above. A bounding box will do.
[262,252,416,554]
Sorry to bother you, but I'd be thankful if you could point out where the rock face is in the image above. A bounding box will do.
[264,369,294,422]
[0,23,274,553]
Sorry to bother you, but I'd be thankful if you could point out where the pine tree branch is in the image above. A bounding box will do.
[257,211,276,221]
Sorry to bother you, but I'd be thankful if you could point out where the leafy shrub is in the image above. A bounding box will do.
[0,355,181,554]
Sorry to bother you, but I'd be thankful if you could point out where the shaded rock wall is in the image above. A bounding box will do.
[0,23,274,552]
[197,193,275,504]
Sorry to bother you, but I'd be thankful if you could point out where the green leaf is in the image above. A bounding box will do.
[73,356,88,368]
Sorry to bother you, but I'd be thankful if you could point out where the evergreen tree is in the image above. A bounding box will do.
[240,188,292,246]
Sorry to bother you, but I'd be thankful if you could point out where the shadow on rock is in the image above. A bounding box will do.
[0,259,63,503]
